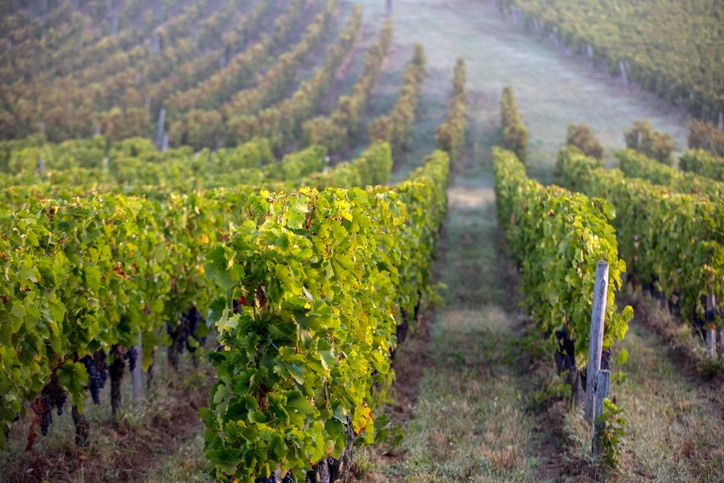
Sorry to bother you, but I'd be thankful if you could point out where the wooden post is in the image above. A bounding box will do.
[132,330,143,402]
[592,369,611,456]
[156,108,166,148]
[619,61,628,85]
[706,293,717,357]
[585,261,608,423]
[161,133,169,153]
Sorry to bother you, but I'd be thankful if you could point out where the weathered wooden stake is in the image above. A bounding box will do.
[706,293,717,357]
[156,108,166,148]
[619,61,628,85]
[584,261,608,423]
[592,369,611,456]
[161,132,169,153]
[111,15,118,36]
[132,329,143,402]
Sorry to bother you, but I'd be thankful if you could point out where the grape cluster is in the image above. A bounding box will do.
[40,410,52,436]
[185,305,206,353]
[168,305,206,355]
[254,471,294,483]
[254,476,279,483]
[82,350,108,405]
[123,346,139,372]
[38,377,68,436]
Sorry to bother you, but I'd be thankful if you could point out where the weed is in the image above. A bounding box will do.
[594,398,626,469]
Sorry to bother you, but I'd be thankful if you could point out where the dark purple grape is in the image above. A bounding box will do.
[282,471,294,483]
[56,389,68,416]
[123,347,139,372]
[94,350,108,387]
[40,410,52,436]
[82,354,106,405]
[41,377,68,418]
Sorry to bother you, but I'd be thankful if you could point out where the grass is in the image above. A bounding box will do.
[355,97,559,480]
[356,0,689,183]
[611,322,724,481]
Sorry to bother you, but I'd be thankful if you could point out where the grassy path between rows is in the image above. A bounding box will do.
[355,0,723,481]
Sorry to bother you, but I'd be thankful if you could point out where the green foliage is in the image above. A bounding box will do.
[493,147,632,367]
[594,398,626,469]
[1,0,252,142]
[679,149,724,183]
[566,123,603,160]
[202,151,450,479]
[555,146,724,329]
[435,58,467,162]
[500,86,528,163]
[533,373,573,406]
[369,44,427,157]
[0,183,271,445]
[303,20,393,154]
[166,0,307,115]
[624,120,677,166]
[227,6,365,151]
[171,0,343,150]
[99,107,153,144]
[223,0,343,119]
[617,148,724,199]
[688,119,724,157]
[266,145,328,181]
[168,109,224,151]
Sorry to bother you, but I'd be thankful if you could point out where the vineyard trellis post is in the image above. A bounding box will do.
[706,293,717,357]
[592,368,611,456]
[584,261,608,423]
[132,329,143,402]
[156,108,166,148]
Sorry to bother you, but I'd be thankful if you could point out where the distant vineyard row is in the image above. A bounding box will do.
[0,0,360,147]
[498,0,724,120]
